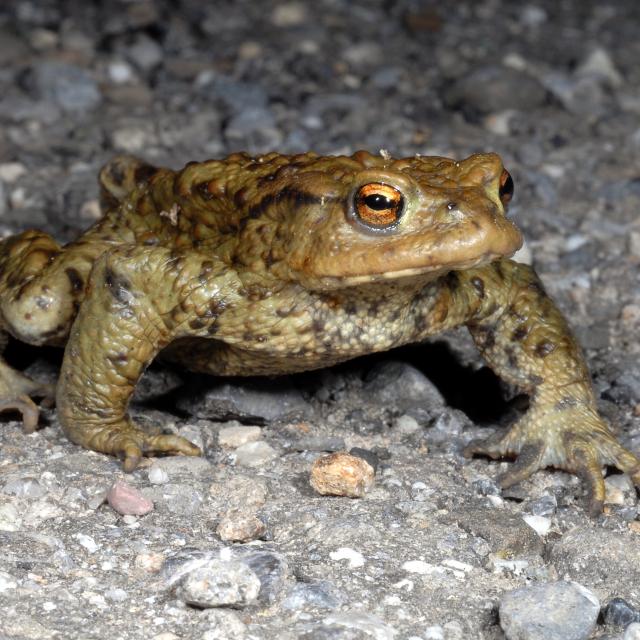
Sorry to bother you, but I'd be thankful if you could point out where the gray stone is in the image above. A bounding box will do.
[179,379,312,423]
[3,476,46,499]
[283,580,343,611]
[175,558,260,608]
[201,609,248,639]
[233,550,289,605]
[443,66,547,115]
[30,61,101,112]
[233,441,279,468]
[499,581,599,640]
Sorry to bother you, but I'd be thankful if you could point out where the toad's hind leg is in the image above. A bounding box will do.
[0,230,97,430]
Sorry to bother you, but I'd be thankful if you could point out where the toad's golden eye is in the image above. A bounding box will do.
[499,169,514,207]
[353,183,404,229]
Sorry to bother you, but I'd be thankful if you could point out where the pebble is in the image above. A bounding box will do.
[218,424,263,448]
[329,547,365,569]
[126,34,163,71]
[201,609,248,639]
[30,61,101,112]
[180,380,311,423]
[0,503,23,531]
[283,580,343,611]
[528,494,558,517]
[233,441,279,468]
[148,465,169,485]
[0,570,17,591]
[522,514,551,537]
[443,65,546,115]
[271,2,307,27]
[364,361,445,411]
[604,597,640,627]
[314,612,397,640]
[310,452,375,498]
[393,414,422,435]
[107,479,154,516]
[160,484,204,516]
[499,581,600,640]
[605,474,637,506]
[3,476,46,499]
[175,558,260,608]
[626,623,640,640]
[233,550,289,604]
[0,162,27,182]
[216,511,267,543]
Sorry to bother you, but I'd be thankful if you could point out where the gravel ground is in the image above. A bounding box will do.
[1,1,640,639]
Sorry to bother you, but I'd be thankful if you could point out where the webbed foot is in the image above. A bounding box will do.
[76,419,202,472]
[464,408,640,517]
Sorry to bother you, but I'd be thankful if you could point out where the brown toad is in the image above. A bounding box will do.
[0,151,637,515]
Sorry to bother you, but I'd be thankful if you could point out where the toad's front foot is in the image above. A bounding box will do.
[0,360,55,433]
[464,407,640,516]
[69,419,202,472]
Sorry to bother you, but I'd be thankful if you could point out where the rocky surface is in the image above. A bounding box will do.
[1,1,640,639]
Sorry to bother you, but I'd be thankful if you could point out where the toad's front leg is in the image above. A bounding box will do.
[461,259,640,515]
[56,245,240,471]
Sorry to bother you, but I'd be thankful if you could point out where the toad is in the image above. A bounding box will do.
[0,151,637,515]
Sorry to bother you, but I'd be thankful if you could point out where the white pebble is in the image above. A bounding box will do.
[75,533,100,553]
[523,514,551,536]
[218,425,263,448]
[148,465,169,485]
[329,547,365,568]
[625,622,640,640]
[0,162,27,183]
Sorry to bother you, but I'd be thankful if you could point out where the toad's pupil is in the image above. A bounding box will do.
[364,194,395,210]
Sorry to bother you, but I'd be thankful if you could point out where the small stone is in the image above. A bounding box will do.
[0,570,17,592]
[105,588,128,603]
[108,61,134,84]
[201,609,247,639]
[393,414,421,435]
[315,612,397,640]
[175,558,260,608]
[271,2,307,26]
[75,533,100,553]
[233,441,279,468]
[135,552,164,573]
[0,162,27,183]
[107,479,154,516]
[626,622,640,640]
[329,547,365,569]
[181,379,311,423]
[218,424,263,448]
[424,626,445,640]
[528,494,557,517]
[349,447,379,473]
[234,550,289,604]
[283,580,343,611]
[522,515,551,537]
[605,474,637,506]
[576,47,623,87]
[148,465,169,485]
[0,502,22,531]
[3,476,46,499]
[126,34,163,71]
[30,61,101,112]
[216,512,267,543]
[500,581,599,640]
[604,597,640,627]
[310,452,375,498]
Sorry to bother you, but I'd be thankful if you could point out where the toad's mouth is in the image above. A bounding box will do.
[306,249,512,289]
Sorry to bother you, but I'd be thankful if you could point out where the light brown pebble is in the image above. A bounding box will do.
[310,451,375,498]
[216,511,267,542]
[107,479,154,516]
[134,552,164,573]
